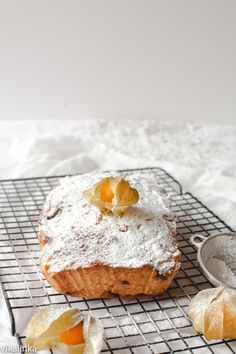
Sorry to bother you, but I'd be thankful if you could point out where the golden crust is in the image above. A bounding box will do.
[41,256,180,298]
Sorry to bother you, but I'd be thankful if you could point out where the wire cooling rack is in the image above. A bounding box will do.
[0,167,235,354]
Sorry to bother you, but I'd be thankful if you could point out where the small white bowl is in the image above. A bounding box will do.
[190,232,236,289]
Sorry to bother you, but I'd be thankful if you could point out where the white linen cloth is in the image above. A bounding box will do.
[0,119,236,351]
[0,119,235,228]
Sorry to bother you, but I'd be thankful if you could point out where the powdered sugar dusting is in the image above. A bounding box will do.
[39,171,180,275]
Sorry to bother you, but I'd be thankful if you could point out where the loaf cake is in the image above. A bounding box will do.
[38,171,181,298]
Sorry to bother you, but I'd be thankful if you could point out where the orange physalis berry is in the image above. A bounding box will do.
[59,322,84,345]
[83,176,139,216]
[100,185,114,203]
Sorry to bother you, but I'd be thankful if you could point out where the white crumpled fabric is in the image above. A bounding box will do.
[1,119,235,228]
[0,119,236,350]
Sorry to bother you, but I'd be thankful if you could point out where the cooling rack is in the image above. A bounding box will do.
[0,167,235,354]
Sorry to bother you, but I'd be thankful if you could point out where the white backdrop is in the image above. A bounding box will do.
[0,0,236,123]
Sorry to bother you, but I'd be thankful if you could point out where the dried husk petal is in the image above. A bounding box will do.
[83,176,139,216]
[188,287,236,340]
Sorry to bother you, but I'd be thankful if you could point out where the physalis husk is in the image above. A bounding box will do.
[188,287,236,340]
[26,306,104,354]
[83,176,139,216]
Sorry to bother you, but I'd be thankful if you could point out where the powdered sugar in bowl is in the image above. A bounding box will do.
[190,232,236,289]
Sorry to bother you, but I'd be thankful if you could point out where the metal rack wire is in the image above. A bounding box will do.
[0,167,235,354]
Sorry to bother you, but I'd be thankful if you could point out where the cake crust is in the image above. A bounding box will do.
[39,171,181,298]
[41,262,180,298]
